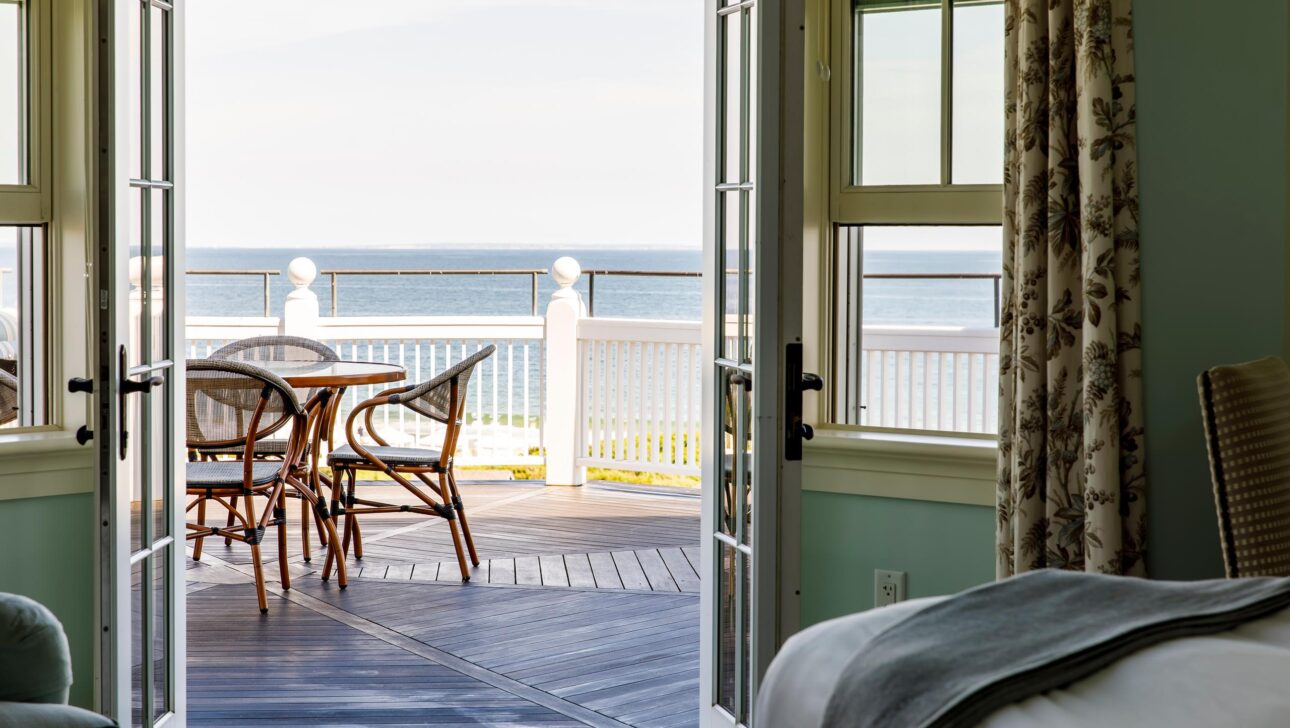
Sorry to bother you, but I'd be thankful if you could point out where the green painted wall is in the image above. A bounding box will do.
[1135,0,1289,580]
[800,490,994,626]
[0,494,97,708]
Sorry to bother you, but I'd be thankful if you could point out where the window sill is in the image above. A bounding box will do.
[0,430,96,501]
[801,428,996,506]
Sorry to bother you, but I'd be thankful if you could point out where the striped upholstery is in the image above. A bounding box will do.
[1198,356,1290,577]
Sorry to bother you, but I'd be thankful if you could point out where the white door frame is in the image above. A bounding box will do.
[95,0,186,724]
[699,0,804,725]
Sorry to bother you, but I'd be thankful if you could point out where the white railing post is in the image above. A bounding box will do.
[544,256,587,486]
[279,256,319,337]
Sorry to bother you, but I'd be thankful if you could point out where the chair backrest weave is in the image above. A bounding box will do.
[392,345,496,426]
[210,335,338,363]
[1198,356,1290,577]
[0,369,16,426]
[186,359,302,449]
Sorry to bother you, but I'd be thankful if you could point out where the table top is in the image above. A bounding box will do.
[255,360,406,387]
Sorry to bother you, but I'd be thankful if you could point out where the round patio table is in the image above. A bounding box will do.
[255,359,407,586]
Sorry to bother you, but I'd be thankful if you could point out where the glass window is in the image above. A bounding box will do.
[832,225,1000,434]
[853,1,942,185]
[951,1,1004,184]
[0,0,27,185]
[0,225,48,429]
[849,0,1004,186]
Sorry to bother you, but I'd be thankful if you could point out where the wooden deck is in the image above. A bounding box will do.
[185,481,701,727]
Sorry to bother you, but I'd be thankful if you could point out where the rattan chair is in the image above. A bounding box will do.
[207,335,339,559]
[328,345,495,580]
[1198,356,1290,577]
[185,359,304,613]
[0,370,17,426]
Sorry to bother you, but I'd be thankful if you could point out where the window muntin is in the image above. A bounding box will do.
[0,225,47,429]
[0,0,28,186]
[848,0,1004,188]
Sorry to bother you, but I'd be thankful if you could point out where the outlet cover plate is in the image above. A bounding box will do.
[874,569,907,607]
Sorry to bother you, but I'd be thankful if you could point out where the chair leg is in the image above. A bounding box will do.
[350,470,364,560]
[276,491,291,591]
[224,495,238,546]
[340,468,362,560]
[318,508,349,590]
[243,491,269,614]
[439,472,470,581]
[300,495,312,563]
[192,496,207,561]
[446,470,479,566]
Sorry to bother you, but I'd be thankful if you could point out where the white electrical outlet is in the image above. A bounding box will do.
[874,569,907,607]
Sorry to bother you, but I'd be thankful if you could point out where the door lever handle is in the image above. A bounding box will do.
[68,377,94,394]
[122,375,164,395]
[75,426,94,445]
[802,372,824,392]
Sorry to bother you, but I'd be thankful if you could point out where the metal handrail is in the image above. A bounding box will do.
[186,269,280,317]
[318,269,548,316]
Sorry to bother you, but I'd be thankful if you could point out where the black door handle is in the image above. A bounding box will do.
[786,344,825,461]
[122,375,164,395]
[68,377,94,394]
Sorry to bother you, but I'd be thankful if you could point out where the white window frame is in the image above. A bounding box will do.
[819,0,1003,437]
[0,0,66,439]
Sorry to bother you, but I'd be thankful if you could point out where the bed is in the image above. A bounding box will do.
[757,583,1290,727]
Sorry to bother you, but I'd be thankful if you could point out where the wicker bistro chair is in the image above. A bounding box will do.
[184,359,340,613]
[328,345,495,580]
[206,335,339,560]
[1198,356,1290,578]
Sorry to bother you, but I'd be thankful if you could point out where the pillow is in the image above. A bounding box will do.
[0,703,117,728]
[0,593,73,704]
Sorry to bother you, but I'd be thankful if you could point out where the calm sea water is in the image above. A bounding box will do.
[184,247,1001,328]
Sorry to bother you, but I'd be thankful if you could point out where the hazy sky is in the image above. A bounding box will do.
[186,0,704,249]
[181,1,1001,252]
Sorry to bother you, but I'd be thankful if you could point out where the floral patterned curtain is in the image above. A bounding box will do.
[997,0,1145,577]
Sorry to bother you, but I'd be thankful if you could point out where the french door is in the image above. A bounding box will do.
[96,0,186,725]
[701,0,805,726]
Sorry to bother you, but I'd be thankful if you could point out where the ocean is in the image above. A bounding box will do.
[184,247,1002,328]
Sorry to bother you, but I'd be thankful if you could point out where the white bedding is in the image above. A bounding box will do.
[757,597,1290,727]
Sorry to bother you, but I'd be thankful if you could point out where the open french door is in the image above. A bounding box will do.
[701,0,805,726]
[96,0,185,725]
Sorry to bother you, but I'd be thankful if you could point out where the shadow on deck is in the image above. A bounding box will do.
[185,481,701,728]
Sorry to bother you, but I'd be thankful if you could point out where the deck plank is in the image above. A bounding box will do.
[589,552,624,589]
[611,551,652,591]
[565,553,598,588]
[540,554,571,587]
[635,549,679,592]
[658,547,701,593]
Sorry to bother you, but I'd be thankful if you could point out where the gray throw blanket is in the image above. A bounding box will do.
[823,570,1290,727]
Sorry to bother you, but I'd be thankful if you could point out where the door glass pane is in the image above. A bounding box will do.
[0,0,26,185]
[151,553,170,721]
[128,188,145,368]
[722,10,741,184]
[129,391,146,552]
[742,188,755,364]
[148,190,168,364]
[128,0,143,182]
[746,7,756,186]
[148,6,168,182]
[951,1,1004,184]
[739,554,751,720]
[130,559,145,728]
[719,369,738,537]
[737,381,752,545]
[721,192,739,360]
[716,544,737,716]
[852,1,941,185]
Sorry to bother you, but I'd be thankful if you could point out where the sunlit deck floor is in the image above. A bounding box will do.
[185,480,701,728]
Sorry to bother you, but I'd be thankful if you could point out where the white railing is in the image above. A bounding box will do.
[172,256,1002,481]
[184,315,545,466]
[857,326,1000,435]
[576,318,703,477]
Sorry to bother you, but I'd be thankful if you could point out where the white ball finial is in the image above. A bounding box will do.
[552,256,581,289]
[288,257,317,289]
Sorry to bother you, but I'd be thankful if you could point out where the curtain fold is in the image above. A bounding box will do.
[997,0,1145,577]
